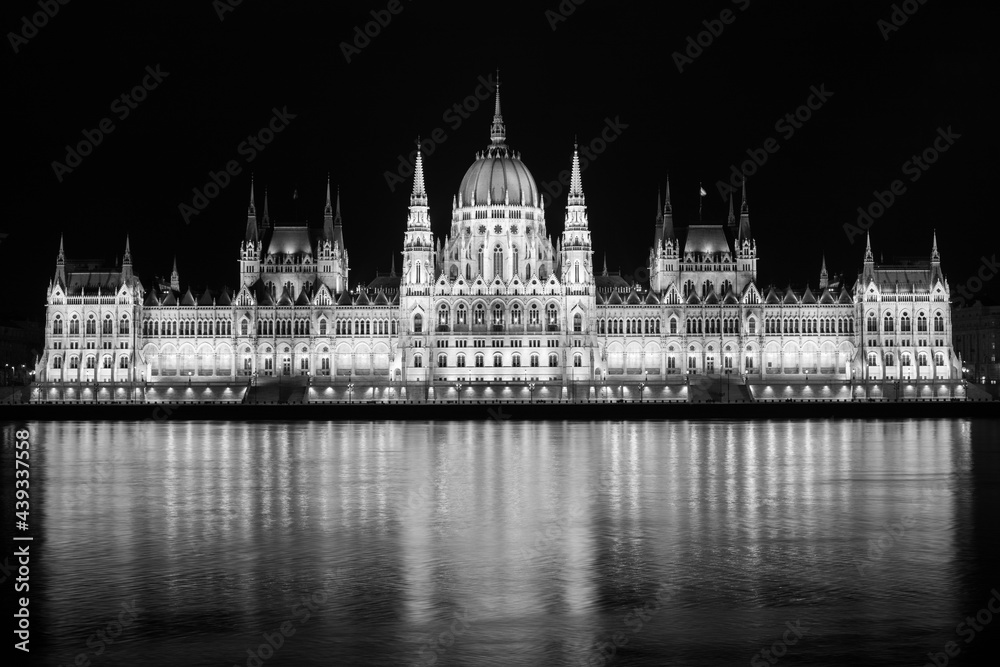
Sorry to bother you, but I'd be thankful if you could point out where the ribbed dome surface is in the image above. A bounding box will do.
[459,153,538,207]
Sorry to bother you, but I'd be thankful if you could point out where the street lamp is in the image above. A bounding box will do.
[528,381,535,403]
[347,382,354,404]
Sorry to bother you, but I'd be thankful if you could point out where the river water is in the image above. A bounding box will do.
[3,418,999,666]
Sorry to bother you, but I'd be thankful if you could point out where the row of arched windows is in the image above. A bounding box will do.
[52,314,130,336]
[765,318,854,335]
[335,319,395,336]
[143,319,232,337]
[600,318,662,335]
[866,311,942,333]
[867,351,945,367]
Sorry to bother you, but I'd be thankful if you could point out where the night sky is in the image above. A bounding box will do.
[3,0,997,320]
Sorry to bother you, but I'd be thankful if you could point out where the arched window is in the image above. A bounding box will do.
[933,313,944,332]
[900,313,911,332]
[413,313,423,333]
[917,312,928,332]
[53,316,63,335]
[475,354,484,367]
[546,303,558,328]
[934,352,944,366]
[918,352,928,366]
[102,316,113,335]
[866,312,877,332]
[413,354,423,368]
[438,354,447,368]
[456,304,468,325]
[438,305,450,328]
[883,313,894,333]
[120,316,129,335]
[474,303,486,325]
[85,356,95,369]
[530,354,540,367]
[573,353,582,367]
[573,313,582,333]
[493,353,502,367]
[548,353,558,367]
[884,353,894,367]
[511,303,522,325]
[492,304,504,327]
[529,303,540,325]
[494,245,503,279]
[53,356,63,369]
[119,356,129,369]
[512,353,521,367]
[477,246,484,276]
[457,354,466,367]
[867,352,878,366]
[319,319,327,335]
[86,316,96,335]
[748,317,756,335]
[574,262,581,283]
[513,246,519,278]
[670,318,677,334]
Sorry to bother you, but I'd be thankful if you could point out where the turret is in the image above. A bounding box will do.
[170,256,180,292]
[121,235,133,283]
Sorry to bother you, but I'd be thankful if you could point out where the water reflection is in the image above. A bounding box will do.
[17,419,993,666]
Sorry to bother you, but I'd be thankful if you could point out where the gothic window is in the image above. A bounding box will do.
[319,319,327,336]
[492,304,504,327]
[512,353,521,367]
[494,245,503,279]
[867,352,878,366]
[120,316,129,335]
[53,316,63,335]
[438,305,450,327]
[884,353,894,367]
[900,313,911,332]
[748,317,756,335]
[573,354,582,367]
[413,313,423,333]
[475,354,484,368]
[918,352,928,366]
[119,356,129,369]
[413,354,423,368]
[934,352,944,366]
[69,356,79,369]
[511,304,522,325]
[574,262,580,283]
[670,318,677,335]
[478,246,484,276]
[933,313,944,332]
[457,304,468,325]
[474,303,486,325]
[86,356,95,369]
[917,312,928,332]
[529,304,540,326]
[457,354,466,368]
[546,303,558,326]
[415,262,422,284]
[883,313,894,333]
[53,356,63,369]
[86,316,96,335]
[574,313,582,333]
[530,354,539,368]
[438,354,447,368]
[867,312,877,332]
[548,353,558,367]
[493,353,502,367]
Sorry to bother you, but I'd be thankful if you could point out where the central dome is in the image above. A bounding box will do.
[459,152,538,207]
[457,79,539,207]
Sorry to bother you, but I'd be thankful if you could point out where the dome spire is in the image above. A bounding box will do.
[662,175,674,240]
[490,70,506,146]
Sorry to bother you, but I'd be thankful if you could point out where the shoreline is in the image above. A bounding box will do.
[1,399,995,422]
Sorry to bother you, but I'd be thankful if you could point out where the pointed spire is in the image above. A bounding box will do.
[490,69,506,146]
[819,254,829,290]
[390,253,396,277]
[324,173,334,216]
[661,175,674,241]
[410,140,428,207]
[245,177,259,243]
[602,253,609,276]
[170,256,180,292]
[931,229,940,261]
[568,142,585,207]
[738,177,751,241]
[728,193,736,228]
[656,189,663,223]
[261,187,271,232]
[55,233,66,284]
[864,231,874,263]
[124,235,132,262]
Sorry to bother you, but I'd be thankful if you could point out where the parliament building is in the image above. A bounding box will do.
[34,84,962,402]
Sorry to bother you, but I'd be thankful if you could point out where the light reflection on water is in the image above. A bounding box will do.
[13,419,999,666]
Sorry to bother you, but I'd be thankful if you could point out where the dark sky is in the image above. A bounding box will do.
[3,0,997,319]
